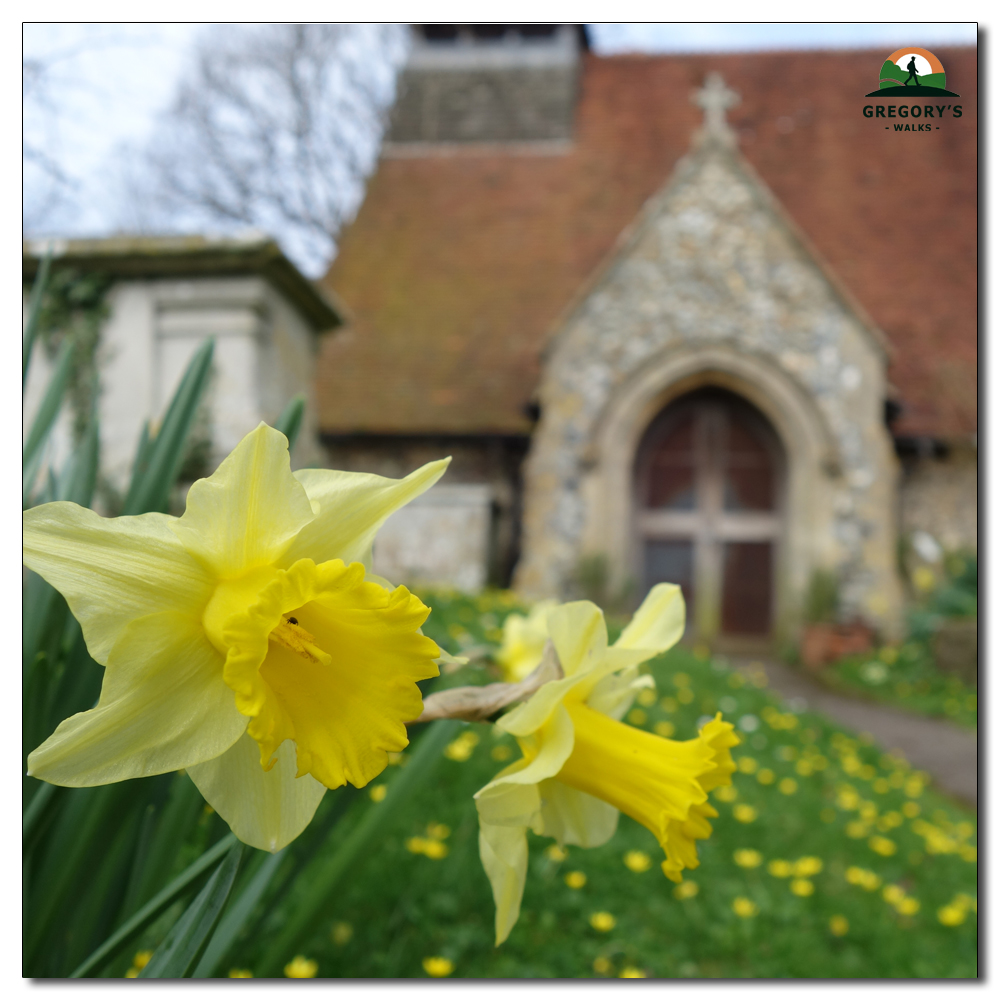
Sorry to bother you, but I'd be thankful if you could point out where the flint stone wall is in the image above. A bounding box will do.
[515,138,904,639]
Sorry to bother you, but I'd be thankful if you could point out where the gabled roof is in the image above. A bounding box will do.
[320,46,977,440]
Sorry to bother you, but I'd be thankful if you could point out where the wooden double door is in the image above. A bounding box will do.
[634,388,783,638]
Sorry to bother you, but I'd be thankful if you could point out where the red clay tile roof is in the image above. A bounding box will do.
[319,47,977,440]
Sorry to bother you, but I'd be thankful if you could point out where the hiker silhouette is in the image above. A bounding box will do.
[903,56,920,87]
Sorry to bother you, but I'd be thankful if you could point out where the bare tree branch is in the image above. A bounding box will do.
[142,24,408,275]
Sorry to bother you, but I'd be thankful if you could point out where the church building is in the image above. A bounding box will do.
[319,26,977,646]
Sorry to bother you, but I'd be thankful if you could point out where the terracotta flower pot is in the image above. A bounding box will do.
[800,622,874,670]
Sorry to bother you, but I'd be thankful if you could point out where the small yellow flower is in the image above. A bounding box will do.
[882,885,905,905]
[767,859,792,878]
[733,849,763,869]
[778,778,798,795]
[845,821,869,839]
[133,951,153,971]
[565,871,587,889]
[877,811,903,831]
[869,835,897,856]
[624,850,653,872]
[368,784,387,802]
[620,967,647,978]
[732,896,759,918]
[829,915,849,936]
[733,804,758,823]
[793,856,823,877]
[546,844,568,862]
[593,956,612,975]
[845,866,881,891]
[628,708,648,726]
[714,784,738,802]
[872,778,890,794]
[491,744,512,761]
[654,720,676,738]
[331,921,353,945]
[672,672,691,688]
[790,878,814,897]
[672,880,699,900]
[895,896,920,915]
[637,688,657,707]
[422,839,449,859]
[756,768,775,785]
[737,756,758,774]
[284,955,318,978]
[422,957,454,977]
[959,844,977,862]
[590,911,616,932]
[938,904,966,926]
[228,969,253,977]
[676,688,694,704]
[427,823,451,840]
[444,731,479,761]
[660,697,678,713]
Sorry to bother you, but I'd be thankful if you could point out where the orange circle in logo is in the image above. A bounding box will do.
[884,47,945,77]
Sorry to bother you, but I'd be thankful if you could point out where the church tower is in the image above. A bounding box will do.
[387,24,587,145]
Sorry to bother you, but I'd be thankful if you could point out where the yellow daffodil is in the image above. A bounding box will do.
[474,585,738,944]
[24,424,448,852]
[495,600,558,681]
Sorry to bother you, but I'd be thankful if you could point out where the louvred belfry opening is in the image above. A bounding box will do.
[634,388,784,640]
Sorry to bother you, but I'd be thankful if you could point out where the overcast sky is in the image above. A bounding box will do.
[23,22,979,268]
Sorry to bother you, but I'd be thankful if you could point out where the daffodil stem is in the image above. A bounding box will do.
[69,833,237,978]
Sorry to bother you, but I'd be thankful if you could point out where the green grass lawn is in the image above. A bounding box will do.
[226,590,977,979]
[817,641,977,731]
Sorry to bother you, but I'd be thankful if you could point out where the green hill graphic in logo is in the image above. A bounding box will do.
[866,47,959,97]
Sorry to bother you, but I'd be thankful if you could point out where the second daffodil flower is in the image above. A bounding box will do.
[475,585,738,945]
[24,424,449,852]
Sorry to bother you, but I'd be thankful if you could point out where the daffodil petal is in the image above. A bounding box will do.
[27,611,246,786]
[497,649,644,737]
[187,734,327,852]
[283,458,451,569]
[537,780,619,848]
[613,583,685,655]
[479,821,529,946]
[171,423,315,578]
[219,559,439,788]
[474,777,542,828]
[22,502,212,665]
[547,601,608,676]
[490,704,575,787]
[587,669,656,721]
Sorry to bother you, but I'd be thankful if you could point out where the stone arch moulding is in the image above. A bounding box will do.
[581,342,843,639]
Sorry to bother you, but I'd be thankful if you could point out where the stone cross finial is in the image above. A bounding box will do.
[692,72,740,144]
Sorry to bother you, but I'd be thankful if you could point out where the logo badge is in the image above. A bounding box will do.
[866,47,959,97]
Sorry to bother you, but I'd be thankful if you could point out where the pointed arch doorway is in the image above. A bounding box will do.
[634,387,785,643]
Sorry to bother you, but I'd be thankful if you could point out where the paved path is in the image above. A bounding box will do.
[731,658,978,808]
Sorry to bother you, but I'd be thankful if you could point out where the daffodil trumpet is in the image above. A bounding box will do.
[472,585,738,945]
[24,423,450,852]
